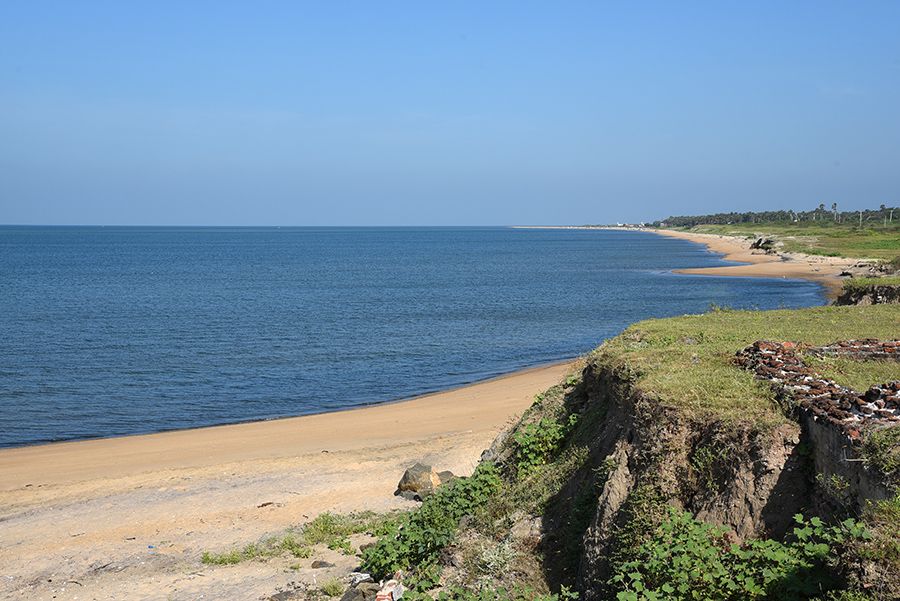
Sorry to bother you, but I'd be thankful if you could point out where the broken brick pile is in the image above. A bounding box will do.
[809,339,900,361]
[733,340,900,445]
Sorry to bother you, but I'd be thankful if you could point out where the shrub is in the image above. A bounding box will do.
[609,508,871,601]
[362,462,501,579]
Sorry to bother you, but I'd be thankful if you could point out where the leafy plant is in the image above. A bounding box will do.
[362,462,501,579]
[515,414,578,475]
[609,508,871,601]
[327,536,356,555]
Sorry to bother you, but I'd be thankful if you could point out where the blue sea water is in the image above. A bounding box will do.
[0,226,826,448]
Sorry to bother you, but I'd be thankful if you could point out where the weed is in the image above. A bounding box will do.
[473,541,517,578]
[201,548,243,565]
[514,414,578,476]
[689,443,729,493]
[362,462,501,578]
[857,491,900,567]
[817,473,853,507]
[320,577,345,597]
[860,425,900,485]
[327,536,356,555]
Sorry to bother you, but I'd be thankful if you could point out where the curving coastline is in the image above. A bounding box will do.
[0,229,855,599]
[649,228,857,296]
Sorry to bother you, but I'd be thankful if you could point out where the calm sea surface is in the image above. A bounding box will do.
[0,226,825,448]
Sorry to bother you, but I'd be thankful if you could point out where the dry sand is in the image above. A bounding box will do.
[650,229,857,296]
[0,230,857,600]
[0,363,573,601]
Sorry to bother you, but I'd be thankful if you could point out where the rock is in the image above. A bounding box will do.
[266,592,304,601]
[349,572,374,586]
[508,512,543,541]
[357,583,382,596]
[481,429,510,463]
[340,587,368,601]
[437,470,456,486]
[397,463,441,498]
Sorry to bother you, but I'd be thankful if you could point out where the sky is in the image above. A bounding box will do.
[1,2,898,226]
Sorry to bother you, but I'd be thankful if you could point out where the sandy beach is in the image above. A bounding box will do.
[649,229,857,296]
[0,229,859,601]
[0,362,572,600]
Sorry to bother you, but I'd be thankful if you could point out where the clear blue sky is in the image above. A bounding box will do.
[2,2,898,226]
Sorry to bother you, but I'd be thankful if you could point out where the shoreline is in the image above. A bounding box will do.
[0,361,572,492]
[0,229,860,599]
[0,360,572,598]
[0,228,851,488]
[647,228,857,296]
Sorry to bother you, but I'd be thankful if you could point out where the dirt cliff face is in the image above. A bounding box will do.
[537,361,811,600]
[835,284,900,306]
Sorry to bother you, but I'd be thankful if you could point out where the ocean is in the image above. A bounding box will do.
[0,226,826,448]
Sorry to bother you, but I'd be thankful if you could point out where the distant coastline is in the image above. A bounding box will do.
[513,225,856,296]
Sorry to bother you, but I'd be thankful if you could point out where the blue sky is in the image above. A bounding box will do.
[2,2,898,226]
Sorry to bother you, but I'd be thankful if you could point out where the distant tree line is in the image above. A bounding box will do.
[655,204,899,228]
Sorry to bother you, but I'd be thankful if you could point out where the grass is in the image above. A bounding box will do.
[800,353,900,393]
[320,577,346,597]
[588,304,900,424]
[664,222,900,261]
[201,509,392,565]
[842,276,900,293]
[861,427,900,486]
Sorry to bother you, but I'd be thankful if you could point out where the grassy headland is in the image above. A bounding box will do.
[201,304,900,601]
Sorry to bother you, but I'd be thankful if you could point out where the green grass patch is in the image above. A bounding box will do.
[667,223,900,261]
[201,510,389,565]
[800,353,900,393]
[841,277,900,293]
[588,305,900,424]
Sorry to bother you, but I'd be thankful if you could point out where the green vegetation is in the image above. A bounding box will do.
[361,462,502,585]
[201,510,386,565]
[611,508,870,601]
[589,305,900,423]
[320,577,346,597]
[658,205,898,233]
[658,219,900,261]
[841,277,900,293]
[514,411,578,475]
[203,304,900,600]
[861,428,900,486]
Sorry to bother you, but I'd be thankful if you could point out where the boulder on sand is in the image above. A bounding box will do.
[396,463,454,500]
